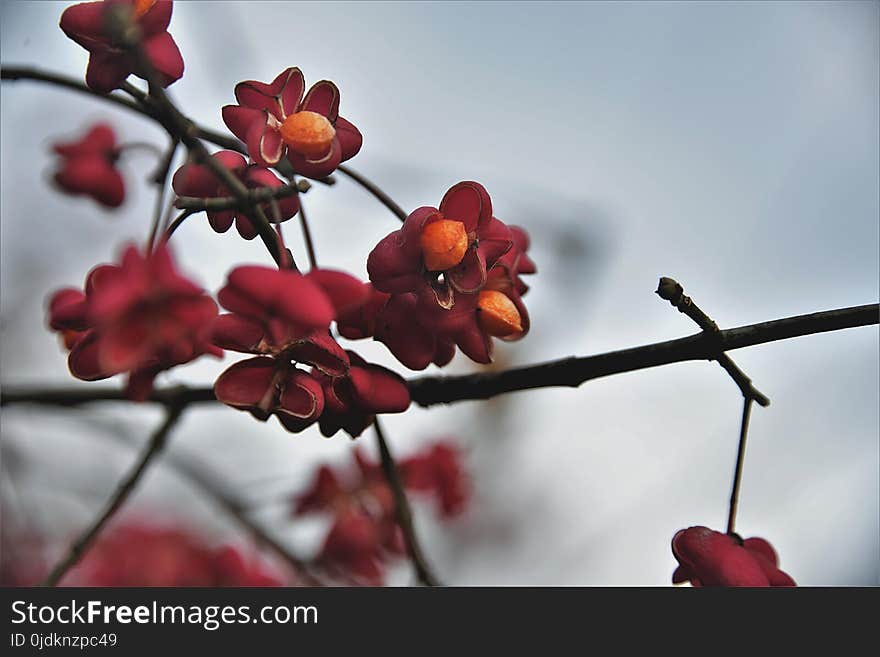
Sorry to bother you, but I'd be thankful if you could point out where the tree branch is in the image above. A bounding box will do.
[41,404,185,586]
[337,164,408,222]
[4,304,875,409]
[373,419,440,586]
[173,179,310,212]
[656,277,770,406]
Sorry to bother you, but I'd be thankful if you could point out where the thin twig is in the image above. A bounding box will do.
[4,304,877,409]
[656,277,770,406]
[164,209,196,239]
[173,180,309,212]
[298,199,318,269]
[337,164,408,222]
[373,418,440,586]
[146,138,178,251]
[41,405,185,586]
[726,397,753,535]
[102,7,288,268]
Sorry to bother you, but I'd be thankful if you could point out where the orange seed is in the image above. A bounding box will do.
[420,219,469,271]
[477,290,523,337]
[279,111,336,159]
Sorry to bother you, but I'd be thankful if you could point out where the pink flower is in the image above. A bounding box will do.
[171,150,300,240]
[211,265,372,433]
[46,243,220,400]
[400,443,469,517]
[59,520,286,586]
[671,526,796,587]
[222,67,362,178]
[367,181,513,308]
[59,0,184,93]
[337,286,456,371]
[311,351,411,438]
[51,123,125,208]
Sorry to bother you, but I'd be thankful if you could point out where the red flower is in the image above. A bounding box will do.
[59,0,184,93]
[671,526,796,587]
[171,151,300,239]
[337,286,456,371]
[400,443,469,517]
[211,265,371,433]
[51,123,125,208]
[222,67,362,178]
[367,182,513,308]
[311,351,411,438]
[46,243,220,400]
[59,521,285,586]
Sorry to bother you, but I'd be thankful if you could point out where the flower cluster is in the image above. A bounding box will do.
[60,0,184,93]
[51,123,126,208]
[171,150,300,240]
[294,443,469,584]
[222,67,362,179]
[61,521,285,586]
[671,526,796,587]
[211,266,410,437]
[358,182,536,366]
[46,243,220,400]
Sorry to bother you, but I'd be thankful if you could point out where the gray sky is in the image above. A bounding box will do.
[1,1,878,584]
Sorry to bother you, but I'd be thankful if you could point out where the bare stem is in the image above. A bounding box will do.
[146,138,179,252]
[41,405,184,586]
[656,277,770,406]
[337,164,408,222]
[726,397,753,535]
[298,200,318,269]
[4,304,877,409]
[373,419,440,586]
[173,181,308,212]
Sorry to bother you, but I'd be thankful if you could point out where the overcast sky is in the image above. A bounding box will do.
[1,1,878,585]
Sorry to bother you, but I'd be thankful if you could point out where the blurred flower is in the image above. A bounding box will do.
[222,67,362,178]
[51,123,125,208]
[61,521,285,586]
[46,243,220,400]
[294,443,468,584]
[671,526,796,587]
[171,150,300,240]
[59,0,184,93]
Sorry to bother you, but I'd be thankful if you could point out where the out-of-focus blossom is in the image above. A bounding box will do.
[46,243,220,400]
[171,150,300,240]
[59,0,184,93]
[671,526,796,587]
[294,443,469,584]
[51,123,125,207]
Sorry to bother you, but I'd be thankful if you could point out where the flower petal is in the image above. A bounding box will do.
[335,116,362,161]
[85,50,133,94]
[300,80,340,122]
[447,247,487,294]
[211,313,265,353]
[214,356,277,412]
[305,269,371,316]
[287,331,350,377]
[439,181,492,233]
[366,230,424,294]
[142,30,183,87]
[276,369,324,419]
[222,105,267,145]
[349,364,411,414]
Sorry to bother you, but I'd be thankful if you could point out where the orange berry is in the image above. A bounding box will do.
[477,290,523,337]
[420,219,469,271]
[134,0,156,18]
[279,111,336,159]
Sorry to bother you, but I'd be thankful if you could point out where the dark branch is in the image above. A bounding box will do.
[41,404,185,586]
[726,397,753,535]
[4,304,875,409]
[656,277,770,406]
[173,180,309,212]
[337,164,408,222]
[373,419,440,586]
